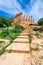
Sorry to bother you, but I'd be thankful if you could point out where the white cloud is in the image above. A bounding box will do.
[0,0,29,16]
[29,0,43,22]
[0,0,23,15]
[19,0,43,22]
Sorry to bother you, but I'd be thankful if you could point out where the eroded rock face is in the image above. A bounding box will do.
[30,42,38,49]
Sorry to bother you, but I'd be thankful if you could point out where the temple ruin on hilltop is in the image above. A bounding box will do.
[12,12,37,26]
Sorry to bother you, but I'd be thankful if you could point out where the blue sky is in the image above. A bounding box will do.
[0,0,43,22]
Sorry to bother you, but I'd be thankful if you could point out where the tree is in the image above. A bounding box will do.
[0,16,12,27]
[38,18,43,25]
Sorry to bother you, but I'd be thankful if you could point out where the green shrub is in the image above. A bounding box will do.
[30,47,32,52]
[35,32,40,38]
[0,49,5,55]
[29,34,32,44]
[32,47,39,51]
[0,41,5,43]
[0,27,9,38]
[33,27,39,31]
[14,23,24,29]
[10,35,17,44]
[39,26,43,32]
[0,16,12,27]
[38,18,43,25]
[13,23,24,33]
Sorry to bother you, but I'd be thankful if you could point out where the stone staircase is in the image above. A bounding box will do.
[0,27,32,65]
[5,28,30,53]
[1,26,43,65]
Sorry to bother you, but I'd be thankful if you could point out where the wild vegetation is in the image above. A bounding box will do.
[29,34,32,44]
[38,18,43,25]
[0,22,25,55]
[0,16,12,27]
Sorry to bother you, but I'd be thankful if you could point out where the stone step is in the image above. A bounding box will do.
[0,53,31,65]
[14,38,28,42]
[17,36,28,38]
[5,50,30,54]
[6,43,30,51]
[13,41,29,43]
[21,33,29,35]
[21,31,29,33]
[20,34,29,36]
[17,36,28,39]
[21,32,29,34]
[20,35,28,36]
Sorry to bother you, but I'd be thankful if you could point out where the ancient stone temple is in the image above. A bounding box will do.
[12,12,35,26]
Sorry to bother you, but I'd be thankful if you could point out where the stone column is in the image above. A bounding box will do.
[30,16,32,22]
